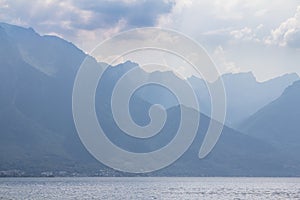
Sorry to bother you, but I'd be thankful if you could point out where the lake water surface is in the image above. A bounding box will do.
[1,177,300,199]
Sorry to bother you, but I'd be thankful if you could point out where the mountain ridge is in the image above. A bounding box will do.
[239,80,300,161]
[1,22,300,176]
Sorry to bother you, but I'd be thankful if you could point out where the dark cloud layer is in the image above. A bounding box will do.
[71,0,175,30]
[0,0,174,34]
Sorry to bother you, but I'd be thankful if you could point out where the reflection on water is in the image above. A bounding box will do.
[1,177,300,199]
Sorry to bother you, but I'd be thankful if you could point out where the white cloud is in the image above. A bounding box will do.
[156,0,300,80]
[157,0,298,41]
[230,27,253,40]
[0,0,8,8]
[265,6,300,48]
[229,24,265,42]
[212,46,240,74]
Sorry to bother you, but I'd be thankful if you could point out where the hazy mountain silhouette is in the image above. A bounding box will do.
[239,80,300,162]
[139,71,298,127]
[220,72,299,126]
[0,22,299,176]
[0,22,104,175]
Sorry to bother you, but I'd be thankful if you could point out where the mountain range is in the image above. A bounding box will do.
[239,80,300,162]
[0,22,300,177]
[137,67,299,127]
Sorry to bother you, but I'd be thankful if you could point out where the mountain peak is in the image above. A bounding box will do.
[221,71,256,82]
[0,22,87,76]
[0,22,38,37]
[281,79,300,95]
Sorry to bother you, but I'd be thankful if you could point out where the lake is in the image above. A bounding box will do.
[1,177,300,199]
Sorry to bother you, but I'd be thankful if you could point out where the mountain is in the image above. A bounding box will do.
[0,22,300,176]
[140,72,299,127]
[220,72,299,126]
[0,22,108,175]
[239,80,300,161]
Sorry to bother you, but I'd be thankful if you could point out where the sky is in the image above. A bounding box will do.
[0,0,299,81]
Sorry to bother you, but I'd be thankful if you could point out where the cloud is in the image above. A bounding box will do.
[285,29,300,48]
[0,0,174,29]
[72,0,174,29]
[0,0,174,51]
[212,46,240,74]
[0,0,8,8]
[230,27,253,40]
[155,0,300,80]
[157,0,299,43]
[265,6,300,48]
[1,0,300,80]
[0,0,95,32]
[229,25,265,42]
